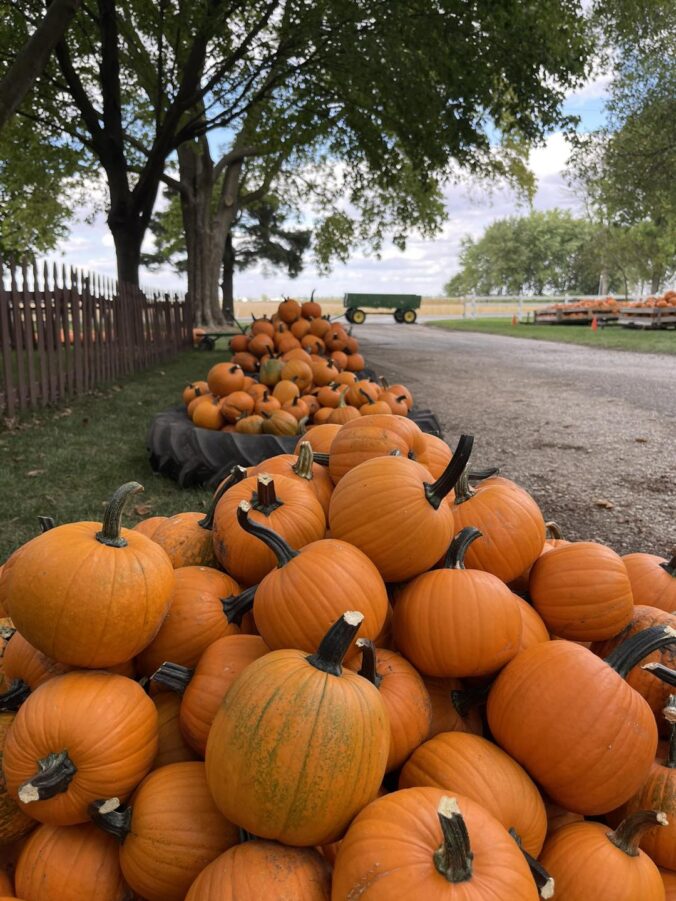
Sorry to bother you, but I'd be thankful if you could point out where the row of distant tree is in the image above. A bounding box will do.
[0,1,673,323]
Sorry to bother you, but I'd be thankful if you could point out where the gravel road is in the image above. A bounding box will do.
[356,322,675,556]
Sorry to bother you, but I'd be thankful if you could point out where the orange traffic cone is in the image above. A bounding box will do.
[591,315,598,332]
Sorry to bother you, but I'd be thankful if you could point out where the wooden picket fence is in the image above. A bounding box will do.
[0,258,193,419]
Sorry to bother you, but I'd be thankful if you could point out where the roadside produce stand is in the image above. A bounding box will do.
[534,298,621,325]
[618,295,676,329]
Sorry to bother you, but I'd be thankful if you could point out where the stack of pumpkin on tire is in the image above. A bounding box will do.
[0,415,675,898]
[182,296,416,434]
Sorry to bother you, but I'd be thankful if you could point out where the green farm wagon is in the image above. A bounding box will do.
[343,293,421,324]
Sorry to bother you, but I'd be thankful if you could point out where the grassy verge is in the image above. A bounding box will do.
[427,318,676,354]
[0,349,223,560]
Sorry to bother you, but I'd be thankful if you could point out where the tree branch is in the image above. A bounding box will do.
[0,0,82,131]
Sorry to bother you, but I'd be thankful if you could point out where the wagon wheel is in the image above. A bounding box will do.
[199,336,216,351]
[351,309,366,324]
[345,308,355,323]
[393,309,404,322]
[403,309,417,324]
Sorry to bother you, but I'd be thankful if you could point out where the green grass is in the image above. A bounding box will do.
[0,349,222,561]
[427,318,676,354]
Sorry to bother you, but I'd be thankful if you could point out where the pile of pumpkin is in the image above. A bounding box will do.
[623,291,676,309]
[0,414,675,899]
[184,297,415,435]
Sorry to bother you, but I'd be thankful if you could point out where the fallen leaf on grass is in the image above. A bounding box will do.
[635,437,648,443]
[26,469,45,477]
[594,498,615,509]
[133,503,153,516]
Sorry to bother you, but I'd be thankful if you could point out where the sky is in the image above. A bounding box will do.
[54,74,611,300]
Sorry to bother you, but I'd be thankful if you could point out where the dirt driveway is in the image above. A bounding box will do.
[356,322,675,556]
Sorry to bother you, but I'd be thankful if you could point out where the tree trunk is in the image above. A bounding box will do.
[0,0,81,132]
[598,267,609,295]
[177,137,243,327]
[222,234,236,322]
[650,270,662,294]
[110,218,144,287]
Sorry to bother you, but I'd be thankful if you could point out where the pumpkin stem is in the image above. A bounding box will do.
[605,625,676,679]
[313,452,330,467]
[443,527,483,569]
[198,465,248,530]
[451,682,491,718]
[509,828,555,899]
[89,798,132,844]
[0,679,31,711]
[356,638,382,688]
[150,662,193,695]
[306,611,363,677]
[433,796,473,883]
[467,467,500,481]
[38,515,55,532]
[425,435,474,509]
[95,482,143,548]
[643,662,676,686]
[660,549,676,576]
[237,502,299,566]
[545,521,563,540]
[221,584,257,625]
[667,696,676,769]
[251,475,283,515]
[18,750,77,803]
[292,442,315,480]
[607,810,668,856]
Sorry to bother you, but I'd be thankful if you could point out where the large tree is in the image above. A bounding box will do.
[444,209,624,296]
[15,0,590,302]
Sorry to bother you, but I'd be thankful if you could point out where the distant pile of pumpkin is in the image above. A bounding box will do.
[0,416,675,899]
[184,297,414,435]
[622,291,676,309]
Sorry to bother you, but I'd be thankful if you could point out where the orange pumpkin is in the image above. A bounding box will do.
[591,606,676,736]
[152,693,199,768]
[277,298,301,323]
[451,470,546,584]
[272,379,300,405]
[399,732,547,857]
[251,442,333,519]
[539,811,666,900]
[280,359,313,392]
[329,436,474,583]
[4,671,158,825]
[380,391,409,416]
[327,424,410,485]
[281,396,309,422]
[301,299,322,320]
[346,352,365,371]
[393,527,523,677]
[248,333,275,357]
[182,381,209,405]
[135,566,241,676]
[261,409,299,435]
[207,363,245,397]
[205,613,389,846]
[309,317,331,338]
[228,334,249,353]
[332,789,538,900]
[231,351,258,372]
[219,391,254,423]
[151,467,246,569]
[132,515,168,539]
[250,316,274,337]
[328,393,361,425]
[623,550,676,613]
[515,595,550,651]
[294,423,340,454]
[530,542,634,641]
[3,483,174,667]
[91,762,239,901]
[349,640,432,772]
[0,713,34,846]
[15,822,128,901]
[185,841,331,900]
[237,504,388,655]
[487,626,673,815]
[235,414,264,434]
[180,635,270,756]
[212,474,325,585]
